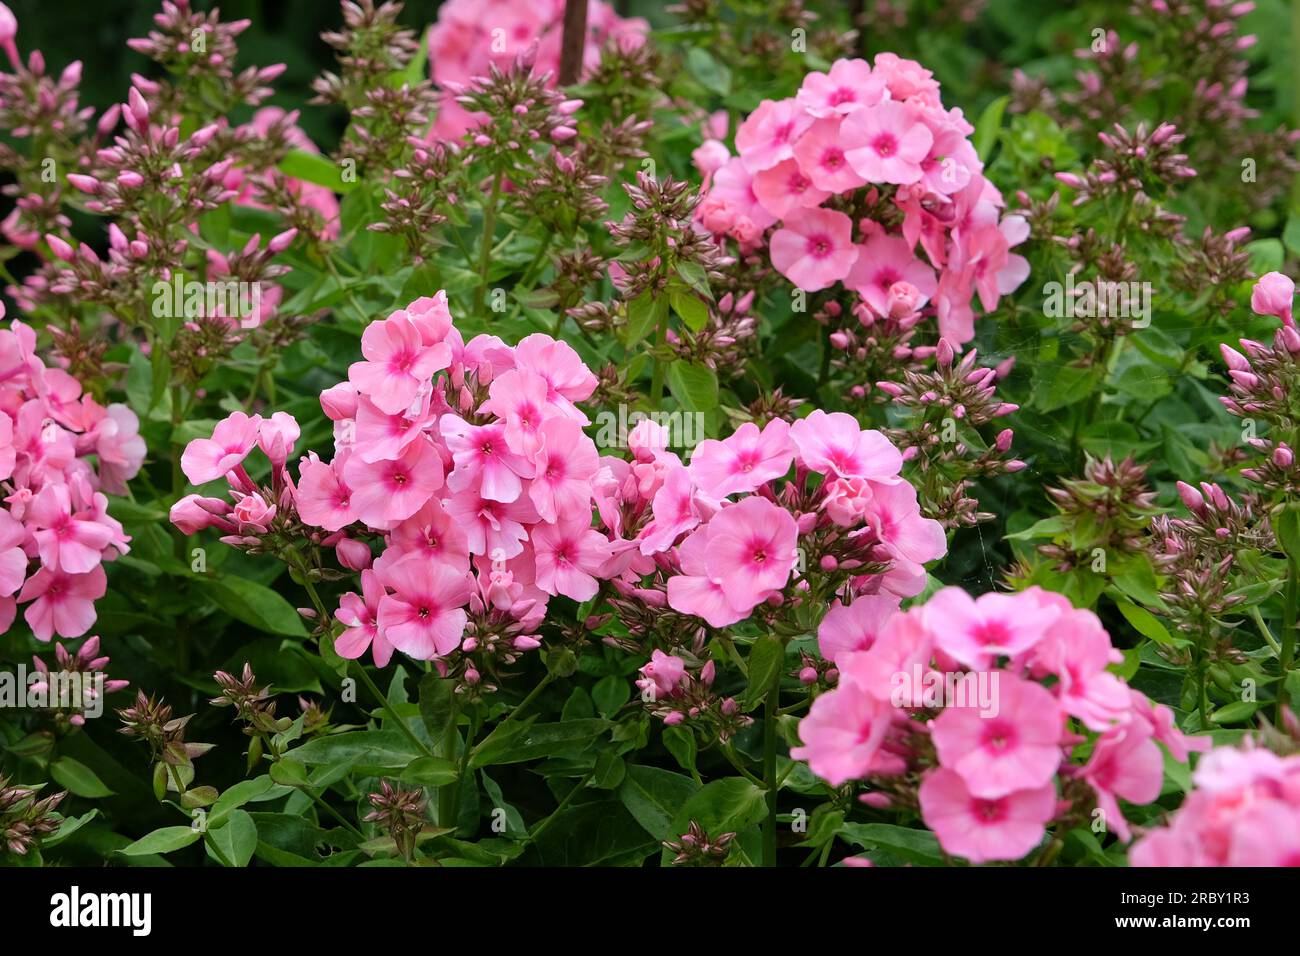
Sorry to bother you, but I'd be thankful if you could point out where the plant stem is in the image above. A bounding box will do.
[438,696,460,831]
[1278,558,1298,722]
[1250,605,1282,656]
[522,768,594,847]
[475,170,504,316]
[762,682,779,868]
[349,660,436,760]
[648,296,669,406]
[719,743,763,787]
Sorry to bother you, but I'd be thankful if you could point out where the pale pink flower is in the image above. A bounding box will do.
[388,499,470,570]
[918,768,1056,864]
[26,483,113,574]
[169,495,230,536]
[752,159,830,219]
[376,556,471,660]
[790,410,903,481]
[636,649,686,700]
[335,570,393,667]
[343,438,443,527]
[482,369,550,457]
[735,99,815,173]
[842,101,933,185]
[444,488,539,558]
[821,476,875,527]
[701,495,798,611]
[256,411,300,469]
[931,675,1064,798]
[180,412,262,484]
[531,518,613,602]
[688,418,793,499]
[528,418,599,523]
[769,208,859,291]
[923,587,1058,670]
[817,593,900,663]
[1251,271,1295,324]
[232,492,276,534]
[1081,726,1163,842]
[296,456,356,531]
[18,564,106,640]
[844,233,937,317]
[665,521,746,628]
[348,314,450,416]
[639,465,707,555]
[796,58,885,117]
[512,334,598,420]
[793,117,868,193]
[790,680,898,786]
[440,415,533,503]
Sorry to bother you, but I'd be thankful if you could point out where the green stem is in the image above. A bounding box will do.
[761,682,779,868]
[468,672,553,761]
[648,296,669,406]
[522,769,594,847]
[1198,654,1212,732]
[475,171,504,316]
[1278,559,1298,722]
[1250,606,1282,656]
[438,697,461,831]
[719,743,763,787]
[350,660,436,761]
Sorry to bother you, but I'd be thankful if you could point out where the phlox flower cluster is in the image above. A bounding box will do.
[0,305,142,640]
[1130,743,1300,866]
[793,585,1208,864]
[591,411,944,736]
[694,54,1029,344]
[427,0,647,142]
[175,291,612,680]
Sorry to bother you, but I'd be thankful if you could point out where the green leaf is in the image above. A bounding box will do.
[625,291,666,348]
[1033,363,1105,413]
[290,730,420,771]
[417,673,458,746]
[1114,599,1175,646]
[742,636,785,712]
[685,47,731,96]
[838,822,944,865]
[206,809,258,867]
[210,775,284,826]
[1210,700,1259,724]
[1004,516,1068,541]
[277,148,355,194]
[675,260,712,299]
[666,360,718,413]
[973,95,1009,162]
[592,675,630,718]
[399,755,459,787]
[618,765,699,841]
[42,809,99,849]
[1276,504,1300,568]
[200,575,308,636]
[662,724,698,775]
[470,719,609,768]
[268,758,311,788]
[671,290,709,333]
[49,757,114,798]
[661,778,766,864]
[119,826,202,857]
